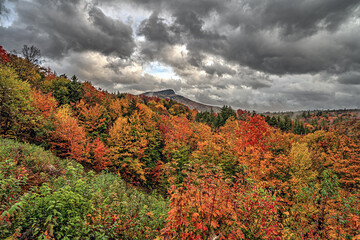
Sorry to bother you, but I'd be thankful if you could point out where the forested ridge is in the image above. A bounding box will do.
[1,45,359,239]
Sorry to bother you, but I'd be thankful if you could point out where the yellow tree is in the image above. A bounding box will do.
[0,65,34,139]
[108,98,129,121]
[290,143,317,188]
[108,115,148,183]
[8,54,42,88]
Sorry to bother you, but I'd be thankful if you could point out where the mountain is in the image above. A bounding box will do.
[141,89,221,112]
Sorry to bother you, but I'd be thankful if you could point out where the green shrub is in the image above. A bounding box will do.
[0,138,168,239]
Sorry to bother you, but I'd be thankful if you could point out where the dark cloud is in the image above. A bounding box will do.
[284,90,332,102]
[0,0,135,58]
[1,0,360,111]
[125,0,360,77]
[203,62,236,77]
[137,13,174,44]
[174,11,206,39]
[0,0,9,16]
[125,0,224,17]
[338,72,360,85]
[222,0,359,36]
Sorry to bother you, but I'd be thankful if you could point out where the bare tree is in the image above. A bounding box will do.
[22,45,41,64]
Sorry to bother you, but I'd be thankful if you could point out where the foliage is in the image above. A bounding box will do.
[162,165,281,239]
[74,99,109,140]
[195,105,236,129]
[0,46,10,64]
[0,65,35,139]
[0,50,359,239]
[8,53,43,88]
[49,106,87,162]
[0,138,168,240]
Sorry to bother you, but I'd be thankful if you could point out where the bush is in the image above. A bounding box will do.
[0,139,168,239]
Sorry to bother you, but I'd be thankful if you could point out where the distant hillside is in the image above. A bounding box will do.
[262,109,360,120]
[141,89,222,113]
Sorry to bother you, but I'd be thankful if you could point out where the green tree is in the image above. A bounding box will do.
[0,66,34,138]
[215,105,236,128]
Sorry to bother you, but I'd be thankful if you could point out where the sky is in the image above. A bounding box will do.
[0,0,359,112]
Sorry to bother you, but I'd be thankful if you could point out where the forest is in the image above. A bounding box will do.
[0,45,359,239]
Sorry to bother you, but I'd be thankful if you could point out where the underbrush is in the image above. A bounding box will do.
[0,138,168,239]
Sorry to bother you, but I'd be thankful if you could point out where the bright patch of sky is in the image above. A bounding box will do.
[0,1,16,27]
[143,61,181,80]
[99,3,151,38]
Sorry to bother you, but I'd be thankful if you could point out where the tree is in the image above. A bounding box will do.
[49,106,87,162]
[290,143,317,188]
[30,89,57,119]
[162,166,281,239]
[84,138,111,172]
[22,45,41,64]
[215,105,236,128]
[8,54,42,88]
[108,98,129,121]
[74,100,109,140]
[29,89,58,145]
[108,115,148,183]
[0,46,10,65]
[43,76,84,105]
[0,66,33,139]
[69,75,84,103]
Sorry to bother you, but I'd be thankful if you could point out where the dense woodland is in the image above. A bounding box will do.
[1,45,359,239]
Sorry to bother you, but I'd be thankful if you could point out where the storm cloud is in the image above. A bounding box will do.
[0,0,135,58]
[1,0,359,111]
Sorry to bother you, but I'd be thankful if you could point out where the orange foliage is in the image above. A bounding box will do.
[50,107,87,162]
[85,138,111,171]
[30,89,57,118]
[159,115,194,154]
[162,166,281,239]
[74,99,108,139]
[108,98,129,120]
[82,82,110,106]
[232,115,273,183]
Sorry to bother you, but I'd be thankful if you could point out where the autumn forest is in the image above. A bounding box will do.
[0,45,359,239]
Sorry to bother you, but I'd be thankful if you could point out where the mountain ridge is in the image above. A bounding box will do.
[141,89,222,113]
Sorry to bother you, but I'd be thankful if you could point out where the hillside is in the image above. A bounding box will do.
[0,45,359,239]
[0,138,167,239]
[141,89,222,113]
[262,109,360,120]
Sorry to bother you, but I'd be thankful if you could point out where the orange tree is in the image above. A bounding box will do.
[162,165,282,239]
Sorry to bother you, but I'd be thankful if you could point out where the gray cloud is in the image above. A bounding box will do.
[338,72,360,85]
[203,62,236,77]
[221,0,359,36]
[0,0,9,16]
[0,0,135,58]
[1,0,360,111]
[137,13,174,44]
[129,0,360,76]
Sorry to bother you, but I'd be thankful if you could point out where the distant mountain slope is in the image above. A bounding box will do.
[141,89,222,113]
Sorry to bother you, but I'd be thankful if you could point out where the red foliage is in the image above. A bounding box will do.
[235,115,271,151]
[82,82,107,105]
[162,166,281,239]
[159,115,195,154]
[85,138,111,171]
[0,46,10,64]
